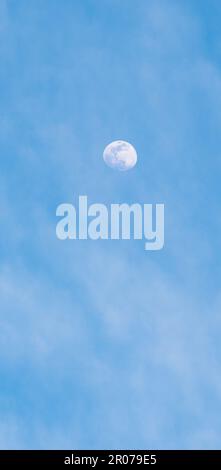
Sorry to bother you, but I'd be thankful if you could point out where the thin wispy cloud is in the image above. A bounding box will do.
[0,0,221,450]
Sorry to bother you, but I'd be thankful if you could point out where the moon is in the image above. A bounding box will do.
[103,140,137,171]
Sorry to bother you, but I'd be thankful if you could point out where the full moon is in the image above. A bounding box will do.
[103,140,137,171]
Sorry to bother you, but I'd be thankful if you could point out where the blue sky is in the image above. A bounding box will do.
[1,0,221,450]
